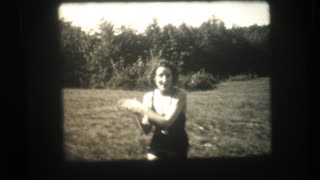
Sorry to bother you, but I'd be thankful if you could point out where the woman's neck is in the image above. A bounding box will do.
[157,87,175,96]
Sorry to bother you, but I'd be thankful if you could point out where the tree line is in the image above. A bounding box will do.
[60,16,270,90]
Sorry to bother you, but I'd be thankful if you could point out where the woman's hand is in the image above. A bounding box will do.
[142,115,150,125]
[118,98,145,114]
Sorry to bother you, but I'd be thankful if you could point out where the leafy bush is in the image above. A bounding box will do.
[105,57,221,91]
[106,74,136,90]
[178,74,191,89]
[106,57,158,90]
[181,69,218,90]
[135,77,152,91]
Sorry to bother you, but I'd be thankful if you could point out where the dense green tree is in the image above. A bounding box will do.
[144,18,164,60]
[59,15,270,89]
[60,20,99,88]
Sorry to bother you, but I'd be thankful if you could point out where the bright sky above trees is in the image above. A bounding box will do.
[59,1,270,33]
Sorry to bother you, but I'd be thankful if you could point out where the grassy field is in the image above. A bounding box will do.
[63,77,271,161]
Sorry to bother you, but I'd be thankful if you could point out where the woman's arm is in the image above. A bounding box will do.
[140,90,186,128]
[119,90,186,128]
[141,92,152,125]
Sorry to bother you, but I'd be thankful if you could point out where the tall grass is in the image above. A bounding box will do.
[63,77,271,161]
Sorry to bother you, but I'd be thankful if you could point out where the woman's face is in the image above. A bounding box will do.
[154,66,173,93]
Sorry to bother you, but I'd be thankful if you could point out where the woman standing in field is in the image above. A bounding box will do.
[120,60,189,160]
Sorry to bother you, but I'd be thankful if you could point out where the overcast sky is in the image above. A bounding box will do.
[59,1,270,33]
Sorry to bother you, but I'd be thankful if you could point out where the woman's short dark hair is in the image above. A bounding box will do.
[149,59,179,87]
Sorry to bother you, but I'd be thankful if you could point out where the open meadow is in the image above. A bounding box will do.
[63,77,271,161]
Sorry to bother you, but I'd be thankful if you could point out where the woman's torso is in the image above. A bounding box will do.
[149,88,189,151]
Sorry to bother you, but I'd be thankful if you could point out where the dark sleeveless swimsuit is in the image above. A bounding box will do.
[148,89,189,159]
